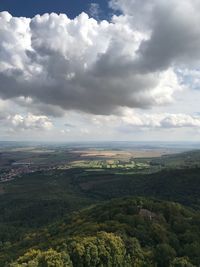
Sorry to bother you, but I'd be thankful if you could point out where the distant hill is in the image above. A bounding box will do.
[77,167,200,209]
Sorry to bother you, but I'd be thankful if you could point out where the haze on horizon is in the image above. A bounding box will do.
[0,0,200,142]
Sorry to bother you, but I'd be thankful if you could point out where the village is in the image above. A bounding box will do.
[0,162,56,183]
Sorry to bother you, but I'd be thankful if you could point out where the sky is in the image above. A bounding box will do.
[0,0,200,142]
[0,0,111,19]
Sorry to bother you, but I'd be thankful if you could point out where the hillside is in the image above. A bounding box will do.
[0,167,200,234]
[3,197,200,266]
[77,167,200,208]
[0,166,200,266]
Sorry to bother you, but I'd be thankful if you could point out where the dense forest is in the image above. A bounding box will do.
[2,197,200,266]
[0,167,200,266]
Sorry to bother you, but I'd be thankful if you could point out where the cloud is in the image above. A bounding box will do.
[177,68,200,90]
[0,1,200,118]
[60,129,71,134]
[121,110,200,129]
[15,96,66,117]
[64,123,76,128]
[89,3,100,19]
[7,113,53,131]
[0,10,186,116]
[0,99,9,120]
[85,108,200,131]
[110,0,200,72]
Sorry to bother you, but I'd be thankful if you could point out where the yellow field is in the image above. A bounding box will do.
[73,149,173,160]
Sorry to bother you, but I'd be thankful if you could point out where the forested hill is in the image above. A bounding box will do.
[1,166,200,266]
[76,167,200,209]
[3,197,200,266]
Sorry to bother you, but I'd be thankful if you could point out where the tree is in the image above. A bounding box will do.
[154,244,176,267]
[170,257,194,267]
[125,237,146,267]
[67,232,126,267]
[9,248,73,267]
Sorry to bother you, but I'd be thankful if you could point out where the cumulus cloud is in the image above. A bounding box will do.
[110,0,200,72]
[0,1,200,118]
[121,110,200,129]
[7,113,53,131]
[0,9,186,116]
[84,108,200,132]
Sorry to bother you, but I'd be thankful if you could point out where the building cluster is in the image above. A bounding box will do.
[0,166,34,182]
[0,163,58,183]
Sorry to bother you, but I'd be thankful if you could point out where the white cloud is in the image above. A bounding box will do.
[8,113,53,131]
[89,3,100,19]
[0,99,14,120]
[110,0,200,71]
[84,108,200,130]
[0,1,200,141]
[121,110,200,129]
[0,10,186,116]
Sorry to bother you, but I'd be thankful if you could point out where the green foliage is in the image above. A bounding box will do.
[1,163,200,267]
[67,232,126,267]
[77,167,200,209]
[170,257,195,267]
[154,243,176,267]
[2,197,200,267]
[124,237,147,267]
[9,233,149,267]
[9,248,72,267]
